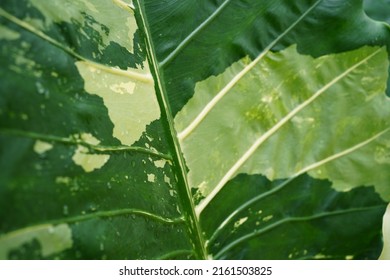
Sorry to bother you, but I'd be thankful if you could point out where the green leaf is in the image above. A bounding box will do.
[1,0,390,260]
[0,0,200,259]
[136,0,390,259]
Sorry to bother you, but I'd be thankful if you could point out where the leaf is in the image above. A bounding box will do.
[136,0,390,259]
[1,0,390,260]
[0,0,199,259]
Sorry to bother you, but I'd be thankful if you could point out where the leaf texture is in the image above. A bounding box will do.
[0,0,197,259]
[138,0,390,259]
[1,0,390,260]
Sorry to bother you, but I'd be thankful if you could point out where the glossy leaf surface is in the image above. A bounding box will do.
[0,0,197,260]
[137,0,390,259]
[1,0,389,259]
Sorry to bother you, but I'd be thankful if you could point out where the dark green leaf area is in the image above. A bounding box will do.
[0,31,116,145]
[62,218,191,260]
[142,0,390,115]
[202,174,386,260]
[364,0,390,24]
[0,134,178,232]
[3,217,191,260]
[0,131,192,259]
[8,239,42,260]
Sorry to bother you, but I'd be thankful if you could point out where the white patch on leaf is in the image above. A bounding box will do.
[33,140,53,154]
[147,173,156,183]
[71,133,110,172]
[262,215,273,222]
[154,159,166,168]
[234,217,248,228]
[79,133,100,145]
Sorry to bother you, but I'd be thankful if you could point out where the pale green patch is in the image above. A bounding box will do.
[30,0,138,54]
[147,173,156,183]
[234,217,248,228]
[314,253,332,259]
[174,45,390,212]
[72,146,110,172]
[14,55,42,77]
[76,61,160,146]
[71,133,110,172]
[55,176,71,185]
[0,25,20,40]
[0,224,73,259]
[164,174,172,187]
[262,215,274,222]
[20,113,29,120]
[380,204,390,260]
[79,132,100,145]
[33,140,53,154]
[154,159,167,168]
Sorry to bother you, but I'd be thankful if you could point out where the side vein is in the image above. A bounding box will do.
[160,0,232,67]
[0,128,172,160]
[0,208,185,244]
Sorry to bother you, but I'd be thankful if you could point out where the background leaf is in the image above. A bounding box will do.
[0,0,197,260]
[364,0,390,24]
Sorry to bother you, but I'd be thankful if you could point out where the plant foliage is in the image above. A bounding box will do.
[0,0,389,259]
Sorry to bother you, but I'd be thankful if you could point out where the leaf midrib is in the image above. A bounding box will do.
[134,0,208,259]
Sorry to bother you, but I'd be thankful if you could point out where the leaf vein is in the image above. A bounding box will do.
[0,128,172,160]
[0,208,185,245]
[160,0,232,67]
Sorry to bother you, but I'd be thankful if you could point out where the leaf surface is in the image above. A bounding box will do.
[1,0,390,260]
[138,0,390,259]
[0,0,197,259]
